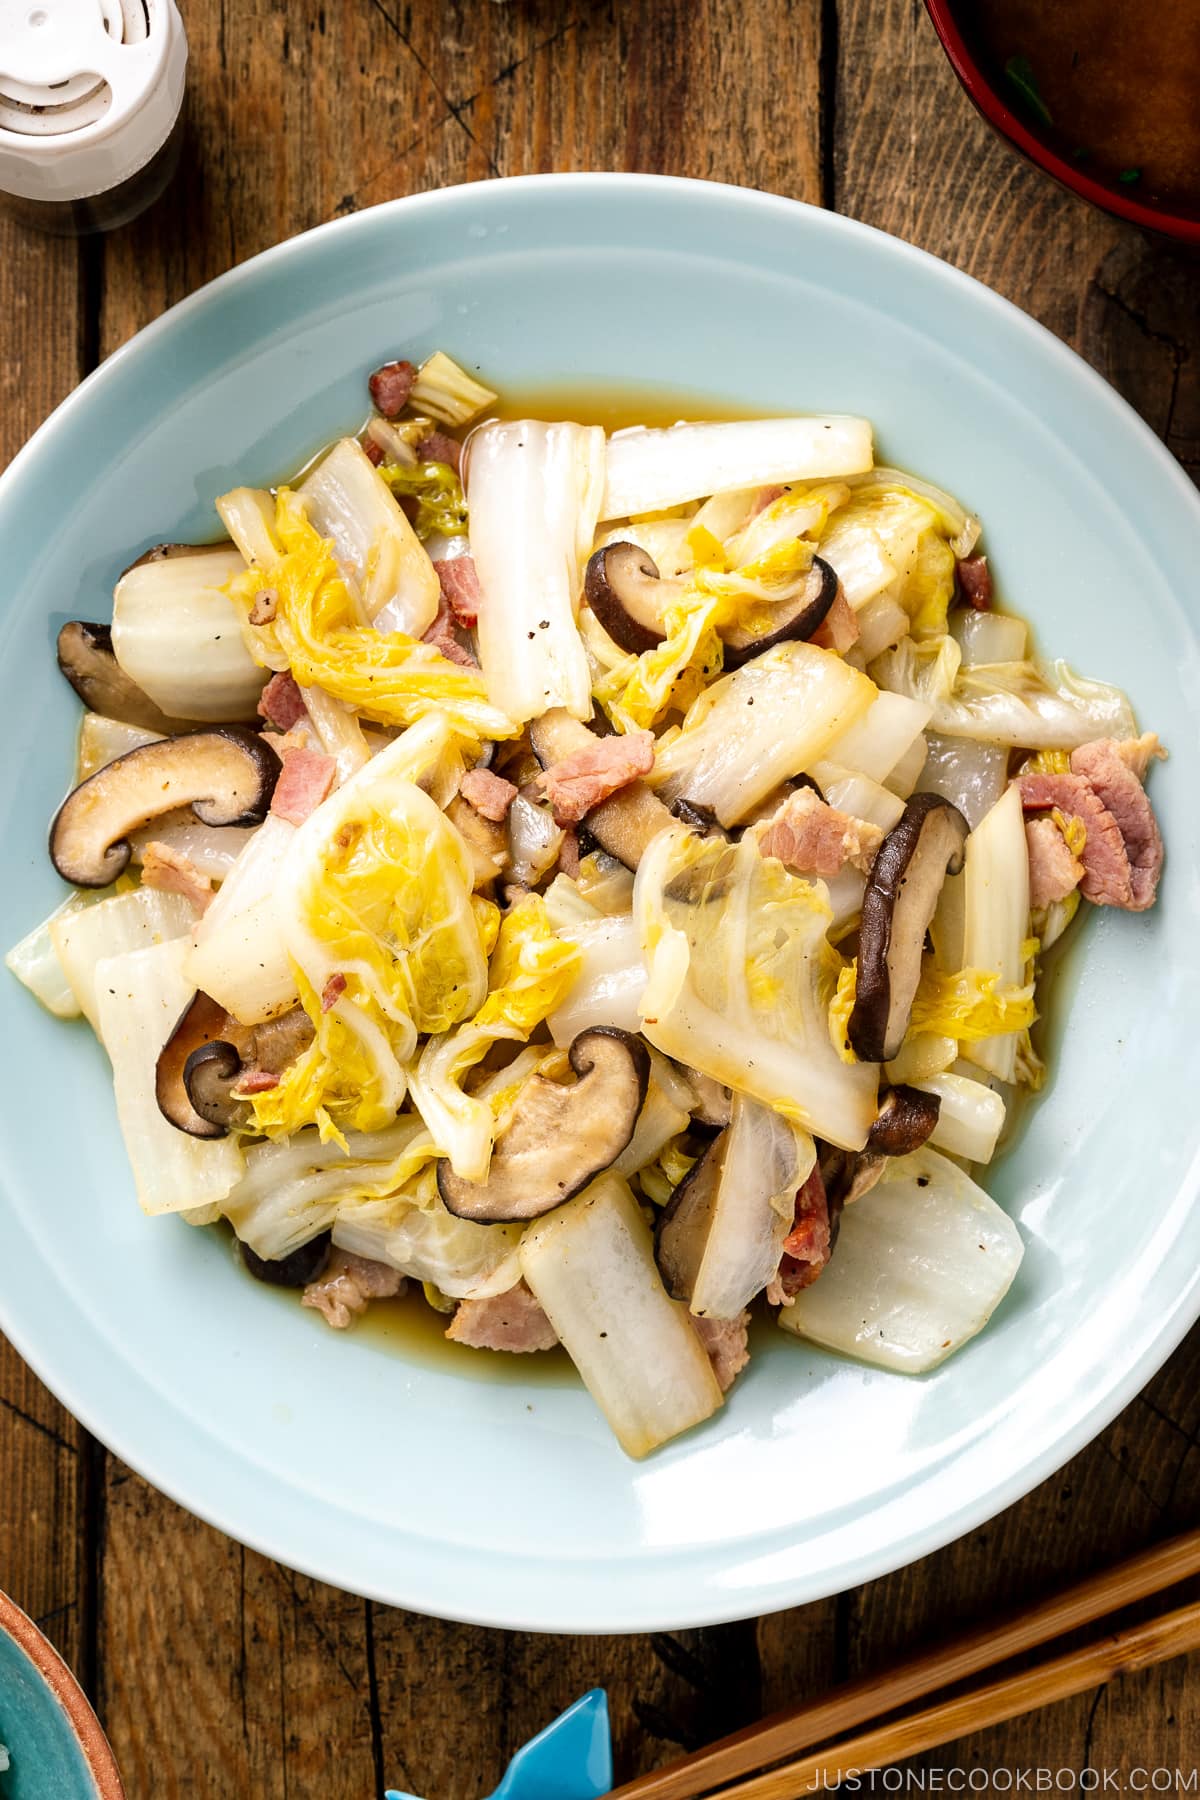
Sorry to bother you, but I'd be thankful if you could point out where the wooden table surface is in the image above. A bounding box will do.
[2,2,1198,1794]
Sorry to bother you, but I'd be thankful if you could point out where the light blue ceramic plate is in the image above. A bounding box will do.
[0,176,1197,1633]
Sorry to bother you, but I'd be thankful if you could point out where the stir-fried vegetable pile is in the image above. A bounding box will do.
[9,349,1166,1458]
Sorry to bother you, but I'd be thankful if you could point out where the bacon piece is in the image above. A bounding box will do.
[957,555,993,610]
[321,972,347,1013]
[756,786,882,877]
[692,1312,751,1393]
[271,746,336,825]
[810,590,860,654]
[368,359,416,419]
[418,431,463,474]
[302,1250,406,1330]
[768,1163,831,1305]
[422,595,478,668]
[459,767,518,822]
[445,1283,559,1353]
[1070,739,1164,912]
[1018,773,1134,909]
[537,730,656,826]
[433,555,482,627]
[1025,817,1083,910]
[232,1069,279,1095]
[363,436,386,467]
[556,826,581,879]
[258,671,309,732]
[140,841,214,913]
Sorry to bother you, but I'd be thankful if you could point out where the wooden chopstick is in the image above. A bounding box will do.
[610,1527,1200,1800]
[706,1598,1200,1800]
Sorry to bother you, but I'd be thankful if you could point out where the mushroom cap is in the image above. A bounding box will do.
[848,792,970,1064]
[584,541,673,655]
[866,1084,942,1157]
[183,1040,248,1134]
[240,1232,332,1289]
[155,991,234,1139]
[719,555,840,669]
[656,1133,725,1301]
[50,727,281,888]
[56,620,198,735]
[438,1027,650,1223]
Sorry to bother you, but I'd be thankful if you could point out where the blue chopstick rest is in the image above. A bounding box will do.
[386,1687,612,1800]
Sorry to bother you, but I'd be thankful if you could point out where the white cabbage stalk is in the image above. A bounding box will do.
[647,1046,704,1115]
[298,437,439,636]
[600,417,873,520]
[847,467,980,558]
[884,732,929,799]
[961,786,1030,1083]
[6,896,90,1017]
[915,1071,1006,1164]
[129,816,257,880]
[466,420,605,722]
[112,547,266,721]
[78,714,162,781]
[609,1077,691,1182]
[185,814,297,1024]
[824,867,867,939]
[51,887,195,1030]
[727,483,850,568]
[547,915,645,1046]
[410,351,497,427]
[507,792,564,887]
[650,642,876,827]
[520,1173,724,1458]
[855,592,912,662]
[817,767,905,833]
[952,607,1027,666]
[918,731,1009,830]
[215,487,281,570]
[818,523,897,611]
[636,827,878,1150]
[872,635,1136,748]
[691,1098,816,1321]
[779,1146,1022,1372]
[94,938,244,1216]
[223,1119,434,1261]
[931,869,966,970]
[299,681,372,782]
[688,487,757,545]
[333,1198,524,1299]
[576,854,636,915]
[884,1033,958,1085]
[813,690,931,787]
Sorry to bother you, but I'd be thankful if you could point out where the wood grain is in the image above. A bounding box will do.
[1,0,1198,1794]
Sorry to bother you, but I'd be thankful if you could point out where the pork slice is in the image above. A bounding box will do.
[368,359,417,419]
[139,841,214,913]
[233,1069,279,1095]
[1025,816,1084,910]
[767,1163,831,1305]
[302,1249,406,1330]
[1017,772,1135,910]
[422,595,478,668]
[258,671,310,732]
[434,555,483,627]
[956,555,993,610]
[419,432,463,475]
[445,1283,559,1353]
[270,746,337,825]
[692,1312,751,1393]
[1070,739,1164,911]
[809,590,860,654]
[756,786,882,878]
[537,730,656,826]
[459,767,518,822]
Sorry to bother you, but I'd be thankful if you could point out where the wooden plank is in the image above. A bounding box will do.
[0,216,87,1677]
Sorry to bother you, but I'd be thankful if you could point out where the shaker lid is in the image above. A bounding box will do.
[0,0,186,201]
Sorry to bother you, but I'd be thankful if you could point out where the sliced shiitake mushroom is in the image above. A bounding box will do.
[184,1041,249,1134]
[655,1133,725,1301]
[584,542,675,655]
[866,1083,941,1156]
[687,1071,733,1136]
[529,708,674,871]
[719,555,839,669]
[848,793,970,1063]
[50,727,281,887]
[437,1027,650,1223]
[155,992,232,1139]
[56,621,198,735]
[240,1232,332,1288]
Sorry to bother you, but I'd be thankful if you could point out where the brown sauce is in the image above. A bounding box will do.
[963,0,1200,218]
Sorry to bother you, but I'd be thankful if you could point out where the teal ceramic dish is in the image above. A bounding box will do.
[0,176,1197,1632]
[0,1592,123,1798]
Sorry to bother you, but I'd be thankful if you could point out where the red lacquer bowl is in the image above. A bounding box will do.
[924,0,1200,246]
